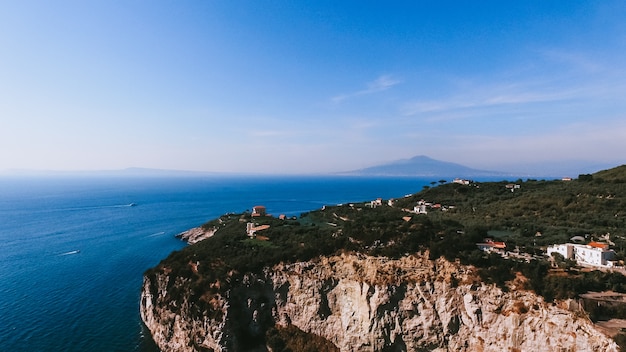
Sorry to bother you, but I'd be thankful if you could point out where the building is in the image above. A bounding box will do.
[413,200,428,214]
[546,243,574,259]
[477,239,506,252]
[246,222,270,238]
[252,205,266,217]
[505,184,521,192]
[453,178,471,185]
[546,242,616,267]
[368,198,383,208]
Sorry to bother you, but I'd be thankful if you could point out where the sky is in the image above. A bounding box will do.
[1,1,626,174]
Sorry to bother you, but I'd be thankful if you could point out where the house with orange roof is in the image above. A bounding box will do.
[252,205,267,217]
[246,222,270,238]
[477,239,506,252]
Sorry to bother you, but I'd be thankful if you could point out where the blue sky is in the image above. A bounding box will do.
[1,1,626,174]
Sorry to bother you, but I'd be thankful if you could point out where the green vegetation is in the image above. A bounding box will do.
[394,172,626,254]
[147,165,626,341]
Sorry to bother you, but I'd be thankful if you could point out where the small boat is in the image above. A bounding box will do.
[128,203,137,207]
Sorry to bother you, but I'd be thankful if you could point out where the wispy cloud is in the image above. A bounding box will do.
[332,75,401,103]
[538,48,602,73]
[400,80,585,118]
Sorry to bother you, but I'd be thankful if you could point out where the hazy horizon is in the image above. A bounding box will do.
[1,156,619,178]
[2,2,625,174]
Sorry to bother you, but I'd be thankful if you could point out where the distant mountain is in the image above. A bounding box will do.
[340,155,509,177]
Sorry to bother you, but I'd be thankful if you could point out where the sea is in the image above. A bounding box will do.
[0,175,432,351]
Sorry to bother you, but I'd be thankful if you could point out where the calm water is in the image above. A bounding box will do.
[0,175,430,351]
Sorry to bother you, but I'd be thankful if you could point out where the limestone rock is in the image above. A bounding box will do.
[141,252,618,351]
[176,227,216,244]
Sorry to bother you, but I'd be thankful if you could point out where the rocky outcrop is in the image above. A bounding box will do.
[141,252,618,351]
[176,227,216,244]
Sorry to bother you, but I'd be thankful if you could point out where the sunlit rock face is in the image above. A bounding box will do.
[141,252,618,352]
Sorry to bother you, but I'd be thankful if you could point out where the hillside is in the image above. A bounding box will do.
[152,164,626,293]
[142,164,626,351]
[393,167,626,251]
[595,165,626,182]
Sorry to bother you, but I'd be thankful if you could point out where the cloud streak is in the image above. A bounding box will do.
[538,48,602,73]
[332,75,401,103]
[401,81,579,117]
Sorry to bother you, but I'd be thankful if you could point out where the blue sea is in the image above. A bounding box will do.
[0,175,431,351]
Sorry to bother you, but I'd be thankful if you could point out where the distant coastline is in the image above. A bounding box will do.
[2,156,620,180]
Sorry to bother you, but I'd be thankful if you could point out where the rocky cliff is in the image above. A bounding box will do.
[175,226,217,244]
[140,252,618,351]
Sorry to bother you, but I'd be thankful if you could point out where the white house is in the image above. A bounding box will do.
[547,243,575,260]
[547,242,615,268]
[413,200,428,214]
[505,184,521,192]
[453,178,471,185]
[369,198,383,208]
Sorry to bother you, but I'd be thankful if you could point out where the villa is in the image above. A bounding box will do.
[546,242,616,268]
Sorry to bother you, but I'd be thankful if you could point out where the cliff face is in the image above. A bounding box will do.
[175,227,216,244]
[141,252,618,351]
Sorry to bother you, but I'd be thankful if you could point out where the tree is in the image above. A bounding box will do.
[551,252,576,270]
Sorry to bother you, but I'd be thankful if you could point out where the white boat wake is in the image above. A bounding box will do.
[147,232,165,237]
[59,250,80,256]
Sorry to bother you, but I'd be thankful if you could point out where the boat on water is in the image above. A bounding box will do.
[128,203,137,207]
